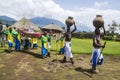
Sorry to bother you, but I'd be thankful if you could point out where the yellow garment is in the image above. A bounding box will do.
[44,42,48,49]
[32,38,38,44]
[17,33,21,42]
[41,35,48,49]
[60,40,64,48]
[8,32,13,43]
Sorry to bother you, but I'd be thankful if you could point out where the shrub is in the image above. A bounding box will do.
[102,36,114,41]
[115,38,120,42]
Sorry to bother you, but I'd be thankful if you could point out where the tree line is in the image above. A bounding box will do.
[72,20,120,41]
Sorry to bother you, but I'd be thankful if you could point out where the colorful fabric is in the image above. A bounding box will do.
[3,29,17,43]
[33,44,37,48]
[8,42,13,47]
[91,47,104,66]
[32,38,38,44]
[60,48,64,53]
[41,45,47,56]
[17,33,21,43]
[15,38,21,51]
[29,43,32,47]
[41,35,49,56]
[44,42,48,49]
[60,38,64,48]
[64,42,73,58]
[14,32,21,51]
[7,32,14,43]
[12,29,18,39]
[4,30,15,48]
[41,35,48,43]
[41,35,48,49]
[24,38,29,50]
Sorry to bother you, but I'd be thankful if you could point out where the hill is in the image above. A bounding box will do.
[29,17,65,27]
[0,16,16,25]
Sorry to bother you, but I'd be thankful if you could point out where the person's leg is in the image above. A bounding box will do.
[63,56,67,62]
[47,51,50,57]
[8,42,13,51]
[91,50,99,73]
[61,48,64,54]
[17,39,21,51]
[70,58,74,64]
[33,44,35,49]
[47,47,50,57]
[68,42,73,64]
[41,44,47,58]
[15,38,17,50]
[92,65,96,70]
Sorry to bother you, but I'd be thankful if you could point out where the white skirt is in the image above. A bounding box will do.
[91,47,103,65]
[64,42,73,58]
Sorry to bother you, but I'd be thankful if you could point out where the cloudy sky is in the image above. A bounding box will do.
[0,0,120,31]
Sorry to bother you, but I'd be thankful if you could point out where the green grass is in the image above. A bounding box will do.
[0,38,120,55]
[0,47,7,53]
[50,38,120,55]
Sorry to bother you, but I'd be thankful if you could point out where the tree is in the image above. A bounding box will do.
[108,20,118,34]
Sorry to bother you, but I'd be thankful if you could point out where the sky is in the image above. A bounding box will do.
[0,0,120,32]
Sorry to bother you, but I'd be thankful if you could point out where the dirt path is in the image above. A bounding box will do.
[0,50,120,80]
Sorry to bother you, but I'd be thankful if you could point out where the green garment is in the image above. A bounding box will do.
[60,37,64,41]
[3,29,18,39]
[47,34,51,42]
[3,29,16,35]
[41,35,48,43]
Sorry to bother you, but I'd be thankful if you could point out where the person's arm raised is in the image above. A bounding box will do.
[71,22,77,33]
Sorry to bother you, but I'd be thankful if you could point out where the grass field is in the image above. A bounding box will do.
[0,38,120,55]
[50,38,120,55]
[0,47,7,53]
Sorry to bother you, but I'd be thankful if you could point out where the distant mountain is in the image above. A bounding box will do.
[0,16,16,25]
[0,16,91,32]
[0,16,16,21]
[29,17,65,27]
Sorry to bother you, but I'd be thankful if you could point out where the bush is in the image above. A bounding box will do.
[115,38,120,42]
[72,32,94,39]
[102,36,114,41]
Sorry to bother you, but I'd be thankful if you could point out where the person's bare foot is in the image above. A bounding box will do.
[92,69,99,74]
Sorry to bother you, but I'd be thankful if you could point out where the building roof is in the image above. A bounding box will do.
[10,17,41,31]
[43,23,64,32]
